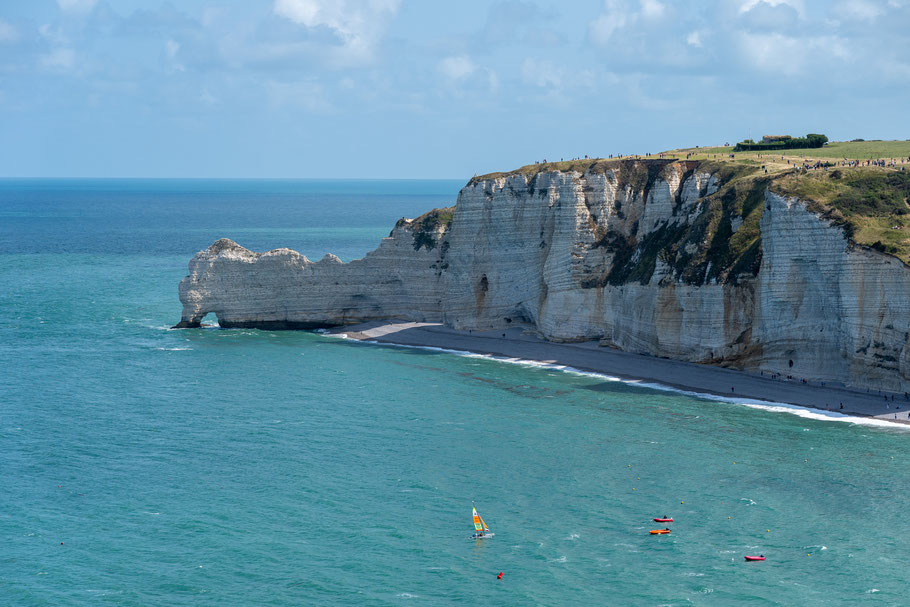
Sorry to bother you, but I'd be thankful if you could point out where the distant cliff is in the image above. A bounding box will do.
[177,159,910,392]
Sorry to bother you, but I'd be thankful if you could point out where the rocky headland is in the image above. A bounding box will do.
[176,153,910,394]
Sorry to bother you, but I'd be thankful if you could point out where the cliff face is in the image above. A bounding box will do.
[177,160,910,392]
[175,210,450,329]
[756,191,910,391]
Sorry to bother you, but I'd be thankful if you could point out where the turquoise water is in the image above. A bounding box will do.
[2,180,910,605]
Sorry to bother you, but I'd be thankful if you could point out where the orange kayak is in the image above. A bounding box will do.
[649,529,671,535]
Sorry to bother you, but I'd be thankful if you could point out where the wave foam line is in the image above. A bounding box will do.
[328,334,910,432]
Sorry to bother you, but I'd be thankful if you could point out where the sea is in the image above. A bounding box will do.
[2,178,910,606]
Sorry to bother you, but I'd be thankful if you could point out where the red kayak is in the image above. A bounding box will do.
[653,518,673,523]
[744,556,765,561]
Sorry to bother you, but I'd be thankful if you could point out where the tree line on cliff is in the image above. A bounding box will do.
[734,134,828,152]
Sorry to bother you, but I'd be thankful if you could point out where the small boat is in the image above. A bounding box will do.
[744,555,765,561]
[649,529,671,535]
[653,517,673,523]
[472,504,494,539]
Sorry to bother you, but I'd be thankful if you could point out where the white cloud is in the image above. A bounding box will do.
[57,0,97,13]
[640,0,665,18]
[486,70,500,93]
[521,57,562,88]
[438,55,475,82]
[165,40,185,72]
[588,0,667,47]
[588,0,629,46]
[273,0,400,63]
[0,19,17,43]
[738,32,846,76]
[738,0,805,17]
[686,30,702,47]
[436,56,499,95]
[833,0,884,22]
[41,48,75,70]
[39,23,68,45]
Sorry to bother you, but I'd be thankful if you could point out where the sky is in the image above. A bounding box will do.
[0,0,908,178]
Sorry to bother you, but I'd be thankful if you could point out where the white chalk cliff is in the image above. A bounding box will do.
[177,159,910,392]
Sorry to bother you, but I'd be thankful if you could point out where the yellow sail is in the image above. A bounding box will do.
[473,506,490,532]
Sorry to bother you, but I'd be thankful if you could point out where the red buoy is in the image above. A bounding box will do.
[497,572,503,579]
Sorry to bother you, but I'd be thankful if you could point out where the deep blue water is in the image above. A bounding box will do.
[2,179,910,606]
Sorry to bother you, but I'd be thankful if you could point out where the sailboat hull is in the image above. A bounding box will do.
[471,533,495,539]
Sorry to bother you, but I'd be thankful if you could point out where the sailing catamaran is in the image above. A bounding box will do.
[472,504,494,538]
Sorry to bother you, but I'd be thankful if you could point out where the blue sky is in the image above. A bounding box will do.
[1,0,908,178]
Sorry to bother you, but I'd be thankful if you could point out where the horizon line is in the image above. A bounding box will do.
[0,175,469,181]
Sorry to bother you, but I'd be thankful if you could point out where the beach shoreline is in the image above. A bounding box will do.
[330,321,910,426]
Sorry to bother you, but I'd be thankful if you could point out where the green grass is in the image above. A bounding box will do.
[799,140,910,160]
[774,168,910,261]
[474,141,910,183]
[671,140,910,161]
[403,206,455,251]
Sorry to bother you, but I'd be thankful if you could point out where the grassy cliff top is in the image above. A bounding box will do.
[671,139,910,161]
[470,157,675,184]
[467,140,910,265]
[473,141,910,183]
[774,168,910,262]
[395,206,455,251]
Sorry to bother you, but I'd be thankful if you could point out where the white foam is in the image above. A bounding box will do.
[327,335,910,432]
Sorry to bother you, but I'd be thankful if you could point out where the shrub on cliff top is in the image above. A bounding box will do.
[404,206,455,251]
[733,133,828,152]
